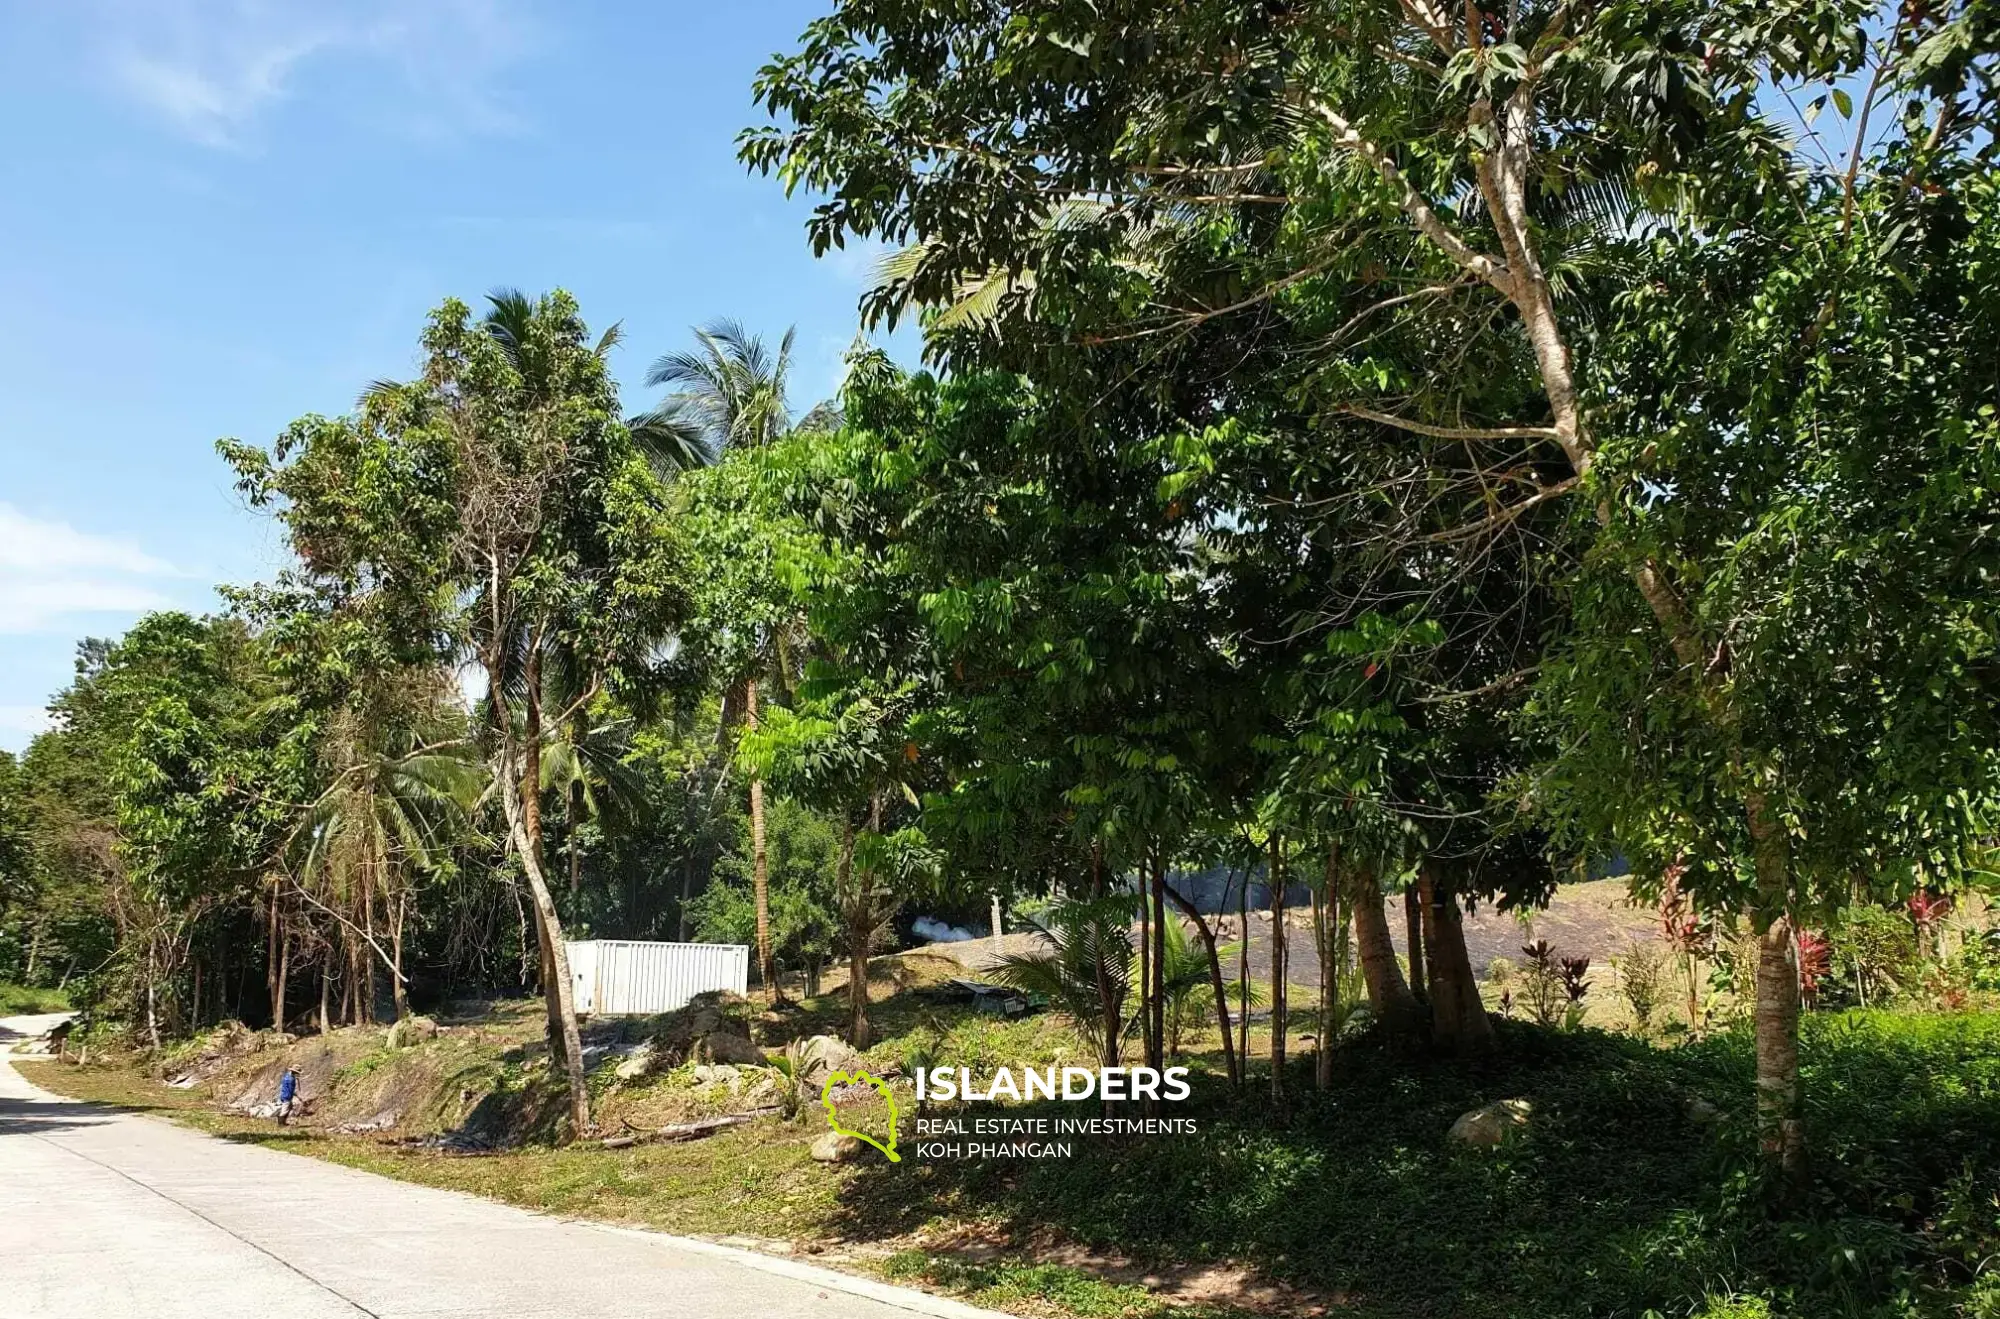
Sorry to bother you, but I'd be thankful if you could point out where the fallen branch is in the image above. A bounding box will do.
[601,1109,778,1149]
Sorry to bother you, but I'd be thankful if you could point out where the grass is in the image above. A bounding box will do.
[0,981,71,1014]
[23,994,2000,1319]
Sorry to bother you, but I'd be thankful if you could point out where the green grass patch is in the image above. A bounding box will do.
[0,982,71,1014]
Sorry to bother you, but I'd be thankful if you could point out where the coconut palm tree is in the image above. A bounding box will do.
[639,318,834,1001]
[293,709,482,1023]
[990,895,1136,1068]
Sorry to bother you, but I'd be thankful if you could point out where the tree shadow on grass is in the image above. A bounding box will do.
[823,1017,2000,1319]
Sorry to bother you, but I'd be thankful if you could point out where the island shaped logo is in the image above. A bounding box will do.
[820,1069,901,1162]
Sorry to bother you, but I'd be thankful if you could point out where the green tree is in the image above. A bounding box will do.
[225,290,687,1135]
[688,794,840,994]
[745,0,2000,1171]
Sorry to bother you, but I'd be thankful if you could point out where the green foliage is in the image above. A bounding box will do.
[989,895,1134,1064]
[838,1012,2000,1319]
[689,795,839,978]
[0,752,30,925]
[0,982,71,1015]
[1616,941,1670,1033]
[1830,907,1924,1007]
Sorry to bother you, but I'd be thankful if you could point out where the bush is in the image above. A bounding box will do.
[1828,907,1920,1007]
[1616,942,1668,1031]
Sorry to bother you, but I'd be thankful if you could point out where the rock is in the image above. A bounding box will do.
[650,991,762,1068]
[1685,1095,1721,1125]
[1449,1099,1533,1149]
[694,1032,766,1066]
[614,1042,657,1081]
[692,1062,742,1087]
[789,1035,865,1090]
[385,1015,439,1049]
[810,1130,865,1163]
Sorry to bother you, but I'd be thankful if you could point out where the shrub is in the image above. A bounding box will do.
[1521,940,1565,1027]
[1615,942,1667,1032]
[1829,906,1919,1007]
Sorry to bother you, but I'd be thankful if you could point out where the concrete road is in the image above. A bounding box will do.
[0,1015,997,1319]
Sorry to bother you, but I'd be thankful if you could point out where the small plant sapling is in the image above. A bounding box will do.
[1559,956,1592,1031]
[1614,942,1667,1033]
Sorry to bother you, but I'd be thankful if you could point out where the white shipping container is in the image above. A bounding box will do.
[566,940,749,1016]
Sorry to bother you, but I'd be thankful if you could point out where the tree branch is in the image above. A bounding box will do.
[1341,404,1559,441]
[1300,99,1512,292]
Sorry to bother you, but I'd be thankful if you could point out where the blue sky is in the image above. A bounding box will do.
[0,0,904,751]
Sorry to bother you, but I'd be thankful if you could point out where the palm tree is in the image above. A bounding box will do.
[531,657,647,903]
[990,895,1135,1068]
[634,319,839,459]
[640,319,832,1001]
[293,708,482,1023]
[1127,913,1246,1061]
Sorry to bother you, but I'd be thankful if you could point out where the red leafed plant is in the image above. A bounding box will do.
[1909,890,1952,930]
[1797,929,1832,1007]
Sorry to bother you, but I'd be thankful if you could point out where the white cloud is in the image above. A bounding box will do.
[0,504,177,577]
[0,504,183,634]
[89,0,532,148]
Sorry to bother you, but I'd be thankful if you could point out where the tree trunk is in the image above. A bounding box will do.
[1236,863,1251,1069]
[1144,859,1160,1063]
[746,679,775,1002]
[266,883,281,1026]
[274,919,291,1033]
[145,951,161,1052]
[361,864,379,1024]
[1748,792,1806,1178]
[1150,854,1167,1075]
[24,916,43,982]
[1404,885,1428,1001]
[1314,848,1341,1091]
[1089,843,1120,1069]
[1091,842,1119,1071]
[493,649,593,1139]
[318,957,331,1035]
[568,778,585,900]
[505,782,591,1136]
[347,932,366,1025]
[1268,839,1287,1105]
[390,891,409,1022]
[1420,866,1495,1056]
[1164,881,1236,1085]
[1350,867,1422,1037]
[839,814,871,1048]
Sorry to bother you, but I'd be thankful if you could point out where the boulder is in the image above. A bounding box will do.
[691,1062,742,1087]
[1449,1099,1533,1149]
[694,1032,766,1067]
[385,1016,439,1049]
[789,1034,865,1091]
[810,1130,865,1163]
[613,1041,657,1082]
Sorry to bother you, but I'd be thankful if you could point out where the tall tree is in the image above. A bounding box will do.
[649,321,829,1000]
[224,290,687,1136]
[744,0,2000,1169]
